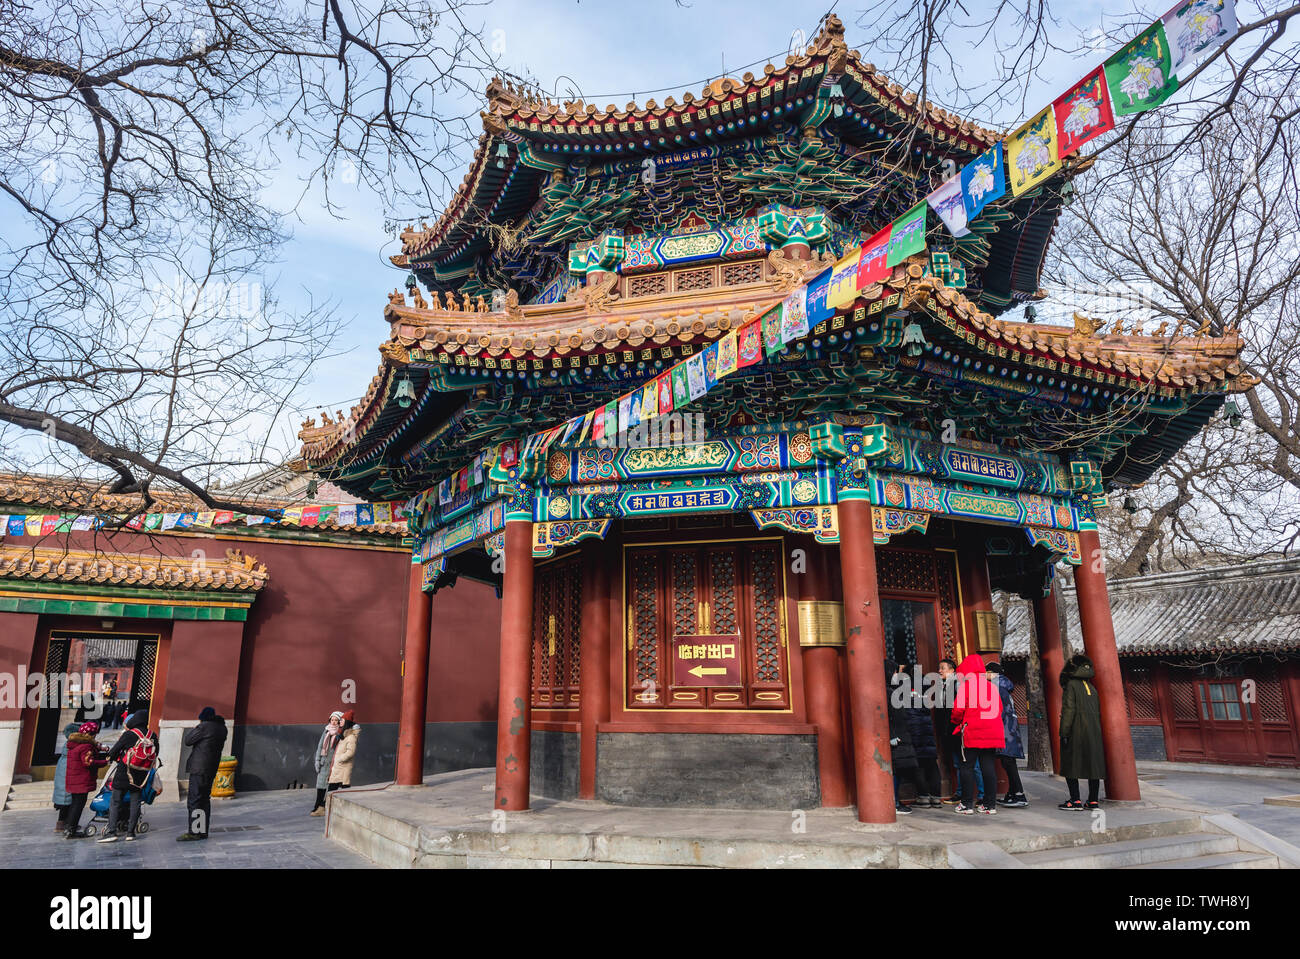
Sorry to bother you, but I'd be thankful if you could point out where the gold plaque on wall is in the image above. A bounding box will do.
[798,600,845,647]
[974,610,1002,653]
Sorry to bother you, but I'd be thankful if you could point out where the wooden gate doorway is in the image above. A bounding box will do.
[28,630,161,771]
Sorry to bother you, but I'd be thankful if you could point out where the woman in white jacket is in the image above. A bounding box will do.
[327,711,360,793]
[309,710,344,817]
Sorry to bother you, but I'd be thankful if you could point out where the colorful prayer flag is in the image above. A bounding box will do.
[1164,0,1235,75]
[374,502,393,524]
[856,225,892,289]
[1105,21,1180,115]
[618,392,633,434]
[41,515,58,535]
[592,405,607,442]
[301,506,321,527]
[686,353,708,399]
[826,249,861,311]
[702,341,720,390]
[356,504,374,525]
[643,377,661,419]
[806,269,833,325]
[926,177,969,238]
[603,401,618,440]
[762,304,783,356]
[1006,106,1062,196]
[162,512,180,531]
[780,286,809,344]
[5,516,20,536]
[961,143,1007,220]
[671,364,691,407]
[71,515,94,531]
[656,372,674,414]
[500,440,519,469]
[215,510,234,526]
[283,507,303,526]
[177,512,197,529]
[737,317,764,368]
[194,511,216,528]
[337,504,358,526]
[886,202,928,266]
[717,330,739,378]
[1054,66,1115,158]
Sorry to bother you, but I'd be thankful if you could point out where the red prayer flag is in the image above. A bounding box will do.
[656,372,674,414]
[856,225,893,289]
[737,316,764,368]
[300,506,321,527]
[40,515,58,535]
[1053,66,1115,159]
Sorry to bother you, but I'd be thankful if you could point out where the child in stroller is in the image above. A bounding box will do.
[83,762,161,837]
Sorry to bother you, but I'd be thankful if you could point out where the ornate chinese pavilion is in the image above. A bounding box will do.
[302,17,1252,821]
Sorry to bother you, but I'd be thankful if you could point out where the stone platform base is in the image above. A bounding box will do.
[324,768,1295,869]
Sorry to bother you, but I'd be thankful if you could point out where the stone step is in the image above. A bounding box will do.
[1016,832,1240,869]
[1128,850,1279,869]
[3,781,55,812]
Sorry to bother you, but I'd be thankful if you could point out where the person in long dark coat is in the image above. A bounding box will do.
[178,706,226,840]
[1058,654,1107,810]
[899,662,941,807]
[885,659,920,815]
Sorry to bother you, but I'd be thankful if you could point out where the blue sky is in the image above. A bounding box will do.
[269,0,1194,455]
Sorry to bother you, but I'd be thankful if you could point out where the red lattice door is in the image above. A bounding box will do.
[625,542,789,709]
[531,556,582,710]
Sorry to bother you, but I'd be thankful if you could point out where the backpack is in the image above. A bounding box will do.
[123,727,157,770]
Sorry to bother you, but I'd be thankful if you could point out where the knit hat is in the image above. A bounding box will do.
[342,710,355,722]
[199,706,217,721]
[329,710,345,722]
[984,661,1005,674]
[78,721,100,735]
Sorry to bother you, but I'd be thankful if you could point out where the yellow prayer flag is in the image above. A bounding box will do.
[374,502,393,523]
[1005,107,1062,197]
[641,379,658,421]
[283,506,303,526]
[195,511,216,528]
[826,248,862,310]
[716,329,739,378]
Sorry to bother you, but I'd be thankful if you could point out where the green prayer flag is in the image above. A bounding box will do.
[885,202,928,267]
[1105,21,1180,116]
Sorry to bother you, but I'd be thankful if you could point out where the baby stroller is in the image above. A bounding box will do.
[83,763,160,836]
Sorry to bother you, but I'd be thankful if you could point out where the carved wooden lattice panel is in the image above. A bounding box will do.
[674,267,714,292]
[878,547,960,662]
[672,551,698,635]
[531,556,582,709]
[877,549,938,592]
[751,547,782,684]
[134,641,157,704]
[721,260,763,286]
[632,552,661,690]
[1255,675,1289,723]
[567,562,583,691]
[1124,666,1158,721]
[627,272,669,298]
[1167,672,1199,720]
[708,550,739,634]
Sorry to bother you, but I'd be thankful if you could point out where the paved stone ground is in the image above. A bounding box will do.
[0,787,375,869]
[1138,768,1300,848]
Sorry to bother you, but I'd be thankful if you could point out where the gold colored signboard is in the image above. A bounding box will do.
[798,600,845,647]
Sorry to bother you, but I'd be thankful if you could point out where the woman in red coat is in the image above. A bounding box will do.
[949,654,1004,815]
[63,721,107,838]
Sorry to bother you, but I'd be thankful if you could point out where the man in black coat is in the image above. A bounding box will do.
[178,706,226,841]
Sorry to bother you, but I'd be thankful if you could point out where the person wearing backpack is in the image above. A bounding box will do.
[177,707,226,841]
[96,710,159,843]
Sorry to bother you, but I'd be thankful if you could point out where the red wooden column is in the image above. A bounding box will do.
[1032,584,1066,774]
[395,563,434,786]
[837,500,895,824]
[494,520,536,810]
[797,539,852,808]
[1075,529,1141,801]
[957,535,994,661]
[578,538,610,799]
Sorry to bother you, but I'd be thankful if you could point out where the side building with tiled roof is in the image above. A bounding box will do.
[1002,558,1300,768]
[0,473,500,797]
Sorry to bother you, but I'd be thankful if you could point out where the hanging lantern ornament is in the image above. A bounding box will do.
[496,141,510,169]
[395,374,416,409]
[404,272,418,291]
[1024,304,1038,322]
[829,82,845,117]
[1123,495,1138,514]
